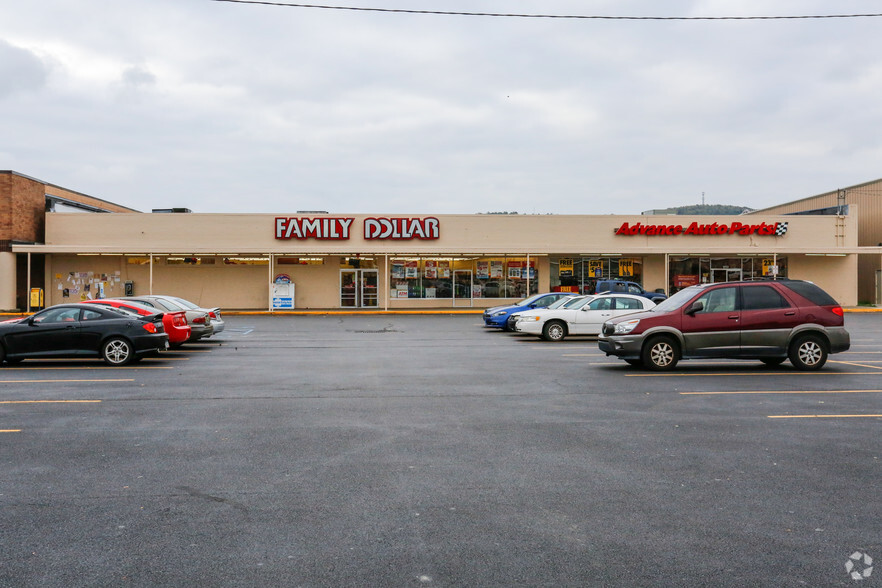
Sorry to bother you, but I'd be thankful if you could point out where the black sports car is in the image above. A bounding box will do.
[0,303,168,366]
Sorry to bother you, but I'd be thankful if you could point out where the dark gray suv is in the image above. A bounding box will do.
[598,279,850,371]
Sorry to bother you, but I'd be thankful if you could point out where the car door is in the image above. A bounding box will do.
[574,297,614,334]
[738,284,799,356]
[680,286,741,357]
[6,306,83,357]
[78,307,113,352]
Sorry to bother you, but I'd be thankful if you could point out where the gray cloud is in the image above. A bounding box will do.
[1,0,881,213]
[0,39,49,98]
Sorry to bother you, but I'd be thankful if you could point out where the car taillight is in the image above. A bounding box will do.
[142,323,157,333]
[832,306,844,317]
[209,311,219,319]
[174,314,186,326]
[192,316,206,324]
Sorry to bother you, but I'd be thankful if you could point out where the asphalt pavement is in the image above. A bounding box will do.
[1,314,880,587]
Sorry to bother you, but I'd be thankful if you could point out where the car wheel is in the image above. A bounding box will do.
[625,359,643,367]
[760,357,786,367]
[642,335,679,371]
[102,337,134,366]
[542,321,567,342]
[789,335,828,371]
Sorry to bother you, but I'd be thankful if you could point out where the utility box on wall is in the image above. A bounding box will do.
[124,281,134,297]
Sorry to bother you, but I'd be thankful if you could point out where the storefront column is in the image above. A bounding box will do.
[664,253,670,295]
[384,254,389,312]
[149,254,154,294]
[26,252,31,312]
[527,253,531,295]
[268,253,274,312]
[0,252,15,311]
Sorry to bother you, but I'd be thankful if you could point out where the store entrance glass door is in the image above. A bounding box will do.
[340,269,378,308]
[453,270,473,307]
[711,268,743,283]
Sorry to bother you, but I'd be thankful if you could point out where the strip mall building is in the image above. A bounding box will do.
[3,170,881,311]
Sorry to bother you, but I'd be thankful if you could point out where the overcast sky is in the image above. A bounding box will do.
[2,1,881,214]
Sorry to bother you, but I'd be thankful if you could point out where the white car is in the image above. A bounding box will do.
[514,293,655,341]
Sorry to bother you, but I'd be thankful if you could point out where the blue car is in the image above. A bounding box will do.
[483,292,576,331]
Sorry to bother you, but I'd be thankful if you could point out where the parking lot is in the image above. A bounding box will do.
[1,313,880,587]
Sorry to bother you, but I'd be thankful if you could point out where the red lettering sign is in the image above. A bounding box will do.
[615,221,786,237]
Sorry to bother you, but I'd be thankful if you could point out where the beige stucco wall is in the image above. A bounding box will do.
[24,211,861,309]
[785,254,857,307]
[42,212,853,254]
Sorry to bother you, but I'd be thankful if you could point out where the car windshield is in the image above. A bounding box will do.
[102,304,140,317]
[549,296,582,309]
[568,297,595,310]
[515,294,542,306]
[153,298,187,311]
[650,286,703,313]
[168,296,199,310]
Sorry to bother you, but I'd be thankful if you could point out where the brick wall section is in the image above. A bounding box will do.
[0,171,139,243]
[0,172,45,242]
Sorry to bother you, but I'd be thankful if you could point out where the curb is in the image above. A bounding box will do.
[1,308,879,317]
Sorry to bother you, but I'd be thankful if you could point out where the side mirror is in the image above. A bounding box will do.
[685,300,704,315]
[27,317,36,326]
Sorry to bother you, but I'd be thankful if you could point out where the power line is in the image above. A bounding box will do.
[209,0,882,21]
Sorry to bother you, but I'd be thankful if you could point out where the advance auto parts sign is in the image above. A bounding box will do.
[275,217,440,240]
[615,221,788,237]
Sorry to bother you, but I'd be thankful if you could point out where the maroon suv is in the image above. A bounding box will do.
[598,279,850,371]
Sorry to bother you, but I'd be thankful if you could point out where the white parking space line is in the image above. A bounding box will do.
[626,371,877,377]
[681,389,882,396]
[0,400,102,404]
[768,414,882,419]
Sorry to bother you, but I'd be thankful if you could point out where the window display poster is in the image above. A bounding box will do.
[477,261,490,279]
[559,258,574,278]
[425,260,437,279]
[439,260,450,278]
[508,266,521,279]
[589,260,604,278]
[391,260,405,279]
[674,274,700,288]
[618,259,634,277]
[490,261,503,278]
[406,260,419,279]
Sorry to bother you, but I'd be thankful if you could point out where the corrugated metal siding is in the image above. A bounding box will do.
[752,179,882,303]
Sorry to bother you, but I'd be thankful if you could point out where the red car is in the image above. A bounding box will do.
[598,279,850,371]
[83,298,192,347]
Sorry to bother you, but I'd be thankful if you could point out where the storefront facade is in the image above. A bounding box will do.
[11,210,861,310]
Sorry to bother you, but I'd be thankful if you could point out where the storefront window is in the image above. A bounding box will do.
[668,256,788,294]
[550,256,644,294]
[472,257,537,299]
[340,257,377,269]
[389,256,538,299]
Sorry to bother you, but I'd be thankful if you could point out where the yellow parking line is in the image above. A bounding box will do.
[0,400,102,404]
[681,389,882,396]
[830,360,882,370]
[0,379,134,384]
[1,429,22,433]
[768,414,882,419]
